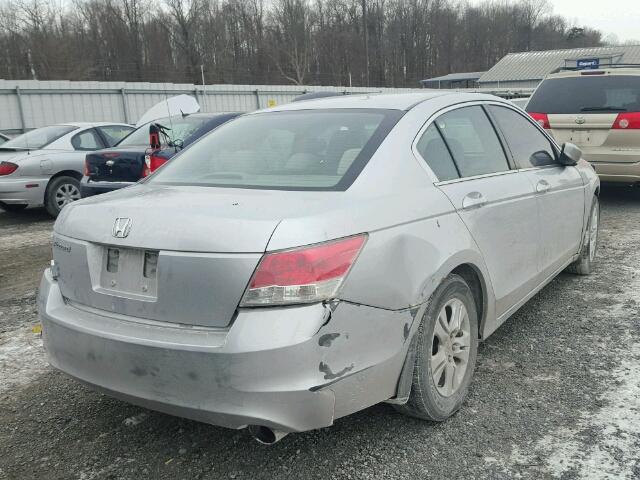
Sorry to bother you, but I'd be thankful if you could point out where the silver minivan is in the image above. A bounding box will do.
[39,92,599,443]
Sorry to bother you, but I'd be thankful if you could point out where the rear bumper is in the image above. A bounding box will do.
[38,269,413,432]
[583,152,640,183]
[80,177,135,198]
[0,176,46,205]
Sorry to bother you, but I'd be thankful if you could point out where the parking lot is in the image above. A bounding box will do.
[0,186,637,479]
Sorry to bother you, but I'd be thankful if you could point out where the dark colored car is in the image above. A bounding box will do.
[81,113,239,197]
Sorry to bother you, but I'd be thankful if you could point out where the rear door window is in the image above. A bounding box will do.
[488,105,557,168]
[435,106,510,178]
[415,124,459,181]
[98,125,135,146]
[526,75,640,114]
[72,129,105,151]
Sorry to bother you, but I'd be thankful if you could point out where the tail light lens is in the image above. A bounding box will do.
[528,112,551,129]
[142,153,168,177]
[83,158,90,176]
[0,161,18,176]
[240,234,367,306]
[612,112,640,130]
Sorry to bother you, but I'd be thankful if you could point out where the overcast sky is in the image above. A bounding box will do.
[469,0,640,43]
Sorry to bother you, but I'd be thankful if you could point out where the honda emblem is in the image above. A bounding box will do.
[112,217,132,238]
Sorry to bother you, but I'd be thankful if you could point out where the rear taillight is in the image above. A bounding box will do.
[0,162,18,176]
[83,158,90,176]
[612,112,640,130]
[240,234,367,306]
[142,154,168,177]
[528,112,550,129]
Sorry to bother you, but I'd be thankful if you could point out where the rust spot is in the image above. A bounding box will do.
[319,361,354,380]
[319,333,340,347]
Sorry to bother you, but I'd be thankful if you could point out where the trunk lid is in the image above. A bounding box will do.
[52,184,330,328]
[548,113,617,148]
[85,147,146,182]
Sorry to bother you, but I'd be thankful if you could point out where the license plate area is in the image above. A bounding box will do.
[98,246,159,300]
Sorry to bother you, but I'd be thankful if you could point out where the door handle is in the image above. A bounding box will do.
[535,180,551,194]
[462,191,487,210]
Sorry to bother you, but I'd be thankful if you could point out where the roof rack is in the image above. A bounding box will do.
[552,63,640,73]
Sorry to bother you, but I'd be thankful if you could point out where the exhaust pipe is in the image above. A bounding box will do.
[248,425,289,445]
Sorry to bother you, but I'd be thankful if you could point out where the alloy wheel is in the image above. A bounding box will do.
[589,201,599,263]
[431,298,471,397]
[54,183,81,209]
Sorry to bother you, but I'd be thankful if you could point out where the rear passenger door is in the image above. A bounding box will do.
[415,104,541,319]
[487,104,585,278]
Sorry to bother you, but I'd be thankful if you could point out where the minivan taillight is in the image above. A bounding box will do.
[240,234,367,306]
[528,112,550,129]
[0,162,18,176]
[612,112,640,130]
[142,154,168,177]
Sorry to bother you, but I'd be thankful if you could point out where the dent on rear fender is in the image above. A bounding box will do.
[340,211,490,309]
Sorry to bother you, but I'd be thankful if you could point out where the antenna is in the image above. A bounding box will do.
[163,88,175,146]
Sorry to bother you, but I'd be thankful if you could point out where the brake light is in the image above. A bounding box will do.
[612,112,640,130]
[142,153,168,177]
[240,234,367,306]
[528,112,550,129]
[0,162,18,176]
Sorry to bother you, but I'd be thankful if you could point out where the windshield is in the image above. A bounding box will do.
[118,116,209,147]
[148,109,402,191]
[1,125,78,149]
[527,75,640,114]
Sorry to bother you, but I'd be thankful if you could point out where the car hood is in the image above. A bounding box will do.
[54,183,355,253]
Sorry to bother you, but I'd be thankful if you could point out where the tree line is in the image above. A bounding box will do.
[0,0,603,87]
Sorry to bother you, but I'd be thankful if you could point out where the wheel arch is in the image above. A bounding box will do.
[391,259,492,404]
[43,170,82,202]
[450,263,488,340]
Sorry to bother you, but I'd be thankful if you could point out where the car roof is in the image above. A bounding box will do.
[57,122,132,128]
[546,67,640,79]
[258,91,505,113]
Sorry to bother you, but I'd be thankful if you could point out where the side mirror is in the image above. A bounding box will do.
[558,142,581,166]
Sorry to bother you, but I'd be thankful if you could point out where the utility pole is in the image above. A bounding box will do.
[200,65,205,86]
[361,0,369,87]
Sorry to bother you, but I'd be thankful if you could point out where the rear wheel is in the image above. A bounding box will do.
[567,196,599,275]
[395,274,478,421]
[0,202,28,213]
[45,176,81,218]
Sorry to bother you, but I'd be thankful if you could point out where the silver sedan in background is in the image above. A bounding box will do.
[0,122,133,216]
[39,92,599,444]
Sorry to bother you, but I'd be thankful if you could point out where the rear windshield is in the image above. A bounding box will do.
[118,116,209,147]
[1,125,77,150]
[148,109,402,191]
[527,75,640,114]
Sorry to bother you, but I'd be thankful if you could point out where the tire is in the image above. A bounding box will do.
[45,176,81,218]
[0,202,28,213]
[395,274,479,421]
[567,196,599,275]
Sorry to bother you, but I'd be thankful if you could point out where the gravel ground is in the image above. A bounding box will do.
[0,187,639,480]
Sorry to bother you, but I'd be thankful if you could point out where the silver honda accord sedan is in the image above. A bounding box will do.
[38,92,600,443]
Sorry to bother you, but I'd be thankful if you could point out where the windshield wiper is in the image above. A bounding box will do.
[580,106,627,112]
